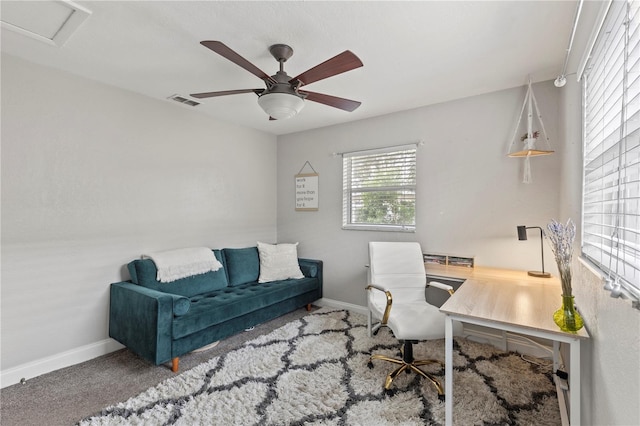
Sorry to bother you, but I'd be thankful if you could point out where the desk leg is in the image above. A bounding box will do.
[445,316,453,426]
[570,339,581,425]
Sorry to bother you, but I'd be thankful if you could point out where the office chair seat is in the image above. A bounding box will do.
[387,302,446,341]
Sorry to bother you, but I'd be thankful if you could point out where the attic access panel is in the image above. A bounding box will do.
[1,0,91,47]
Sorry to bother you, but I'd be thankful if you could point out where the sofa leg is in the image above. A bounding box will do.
[306,303,311,312]
[171,357,179,373]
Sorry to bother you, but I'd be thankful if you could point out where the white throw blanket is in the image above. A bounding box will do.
[142,247,223,283]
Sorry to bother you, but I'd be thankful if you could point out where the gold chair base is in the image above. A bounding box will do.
[369,353,445,399]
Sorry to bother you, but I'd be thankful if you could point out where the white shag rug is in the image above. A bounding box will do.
[79,308,560,425]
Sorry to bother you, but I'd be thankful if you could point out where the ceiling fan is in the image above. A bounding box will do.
[190,41,363,120]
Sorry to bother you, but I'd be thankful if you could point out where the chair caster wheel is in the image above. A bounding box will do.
[367,361,374,369]
[384,388,395,397]
[438,394,445,402]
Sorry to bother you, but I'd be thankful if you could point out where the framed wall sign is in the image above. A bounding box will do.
[295,173,319,211]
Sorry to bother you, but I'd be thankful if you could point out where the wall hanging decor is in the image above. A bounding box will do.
[295,161,319,211]
[507,77,554,183]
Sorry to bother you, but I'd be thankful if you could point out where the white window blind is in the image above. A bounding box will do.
[582,0,640,304]
[342,145,417,232]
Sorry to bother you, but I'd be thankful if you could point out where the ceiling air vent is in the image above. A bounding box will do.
[168,94,200,107]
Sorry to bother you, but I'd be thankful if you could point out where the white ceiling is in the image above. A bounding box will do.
[1,1,597,136]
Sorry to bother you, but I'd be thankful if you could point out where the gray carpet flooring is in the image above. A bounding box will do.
[0,307,315,426]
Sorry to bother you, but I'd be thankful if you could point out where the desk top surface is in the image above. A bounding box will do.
[430,264,590,339]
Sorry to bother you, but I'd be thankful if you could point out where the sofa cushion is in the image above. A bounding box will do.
[223,247,260,286]
[128,249,228,298]
[172,277,319,339]
[257,242,304,283]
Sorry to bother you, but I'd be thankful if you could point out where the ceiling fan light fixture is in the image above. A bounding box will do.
[258,92,304,120]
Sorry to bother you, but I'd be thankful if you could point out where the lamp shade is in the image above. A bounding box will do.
[257,92,304,120]
[517,225,528,241]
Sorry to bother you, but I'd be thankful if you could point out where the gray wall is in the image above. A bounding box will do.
[277,81,561,307]
[1,54,278,372]
[3,34,639,425]
[558,78,640,426]
[277,76,640,425]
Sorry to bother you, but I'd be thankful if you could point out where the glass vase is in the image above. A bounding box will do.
[553,295,584,332]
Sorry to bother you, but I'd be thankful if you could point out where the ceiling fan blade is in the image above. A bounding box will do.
[291,51,363,86]
[200,41,275,83]
[190,89,263,99]
[301,91,361,112]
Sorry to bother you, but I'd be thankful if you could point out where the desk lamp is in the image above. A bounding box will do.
[517,225,551,278]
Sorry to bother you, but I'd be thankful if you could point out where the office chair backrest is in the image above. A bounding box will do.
[369,242,426,295]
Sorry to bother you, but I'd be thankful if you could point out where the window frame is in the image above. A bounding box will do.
[342,144,417,232]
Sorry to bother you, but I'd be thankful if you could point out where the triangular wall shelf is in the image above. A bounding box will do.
[507,77,554,182]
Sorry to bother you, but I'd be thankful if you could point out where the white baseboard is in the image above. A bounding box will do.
[314,298,368,316]
[1,301,364,389]
[1,300,550,389]
[1,339,124,389]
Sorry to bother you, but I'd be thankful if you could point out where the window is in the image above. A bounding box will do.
[342,145,417,232]
[582,0,640,304]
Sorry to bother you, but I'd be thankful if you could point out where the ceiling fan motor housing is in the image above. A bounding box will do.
[263,70,306,98]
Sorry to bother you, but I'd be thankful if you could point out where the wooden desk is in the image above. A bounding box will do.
[432,264,589,426]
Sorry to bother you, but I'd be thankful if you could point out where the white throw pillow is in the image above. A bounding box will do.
[257,241,305,283]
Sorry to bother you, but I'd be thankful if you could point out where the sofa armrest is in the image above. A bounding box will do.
[298,258,323,299]
[298,258,321,278]
[109,282,189,365]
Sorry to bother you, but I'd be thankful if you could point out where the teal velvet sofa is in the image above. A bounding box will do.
[109,246,322,372]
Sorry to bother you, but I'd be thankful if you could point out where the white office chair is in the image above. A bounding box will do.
[366,241,459,400]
